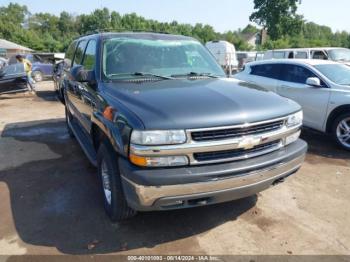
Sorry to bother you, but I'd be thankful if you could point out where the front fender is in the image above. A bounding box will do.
[92,111,131,157]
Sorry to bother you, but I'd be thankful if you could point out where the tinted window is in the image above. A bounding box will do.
[312,50,328,60]
[32,55,42,63]
[65,41,77,66]
[250,64,281,79]
[73,40,87,66]
[82,40,97,70]
[280,64,316,84]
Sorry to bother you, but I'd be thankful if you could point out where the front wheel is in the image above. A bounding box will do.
[32,71,43,82]
[97,140,136,221]
[332,113,350,151]
[65,107,75,138]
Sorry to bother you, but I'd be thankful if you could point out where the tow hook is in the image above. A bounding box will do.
[272,177,285,186]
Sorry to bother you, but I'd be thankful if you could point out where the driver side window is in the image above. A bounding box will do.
[82,40,97,71]
[73,40,87,66]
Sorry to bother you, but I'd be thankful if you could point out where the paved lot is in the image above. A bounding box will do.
[0,82,349,255]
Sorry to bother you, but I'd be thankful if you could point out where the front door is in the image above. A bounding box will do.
[276,64,331,131]
[66,40,88,130]
[77,39,98,134]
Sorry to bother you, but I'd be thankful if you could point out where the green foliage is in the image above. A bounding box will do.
[1,2,350,53]
[250,0,303,40]
[251,0,350,50]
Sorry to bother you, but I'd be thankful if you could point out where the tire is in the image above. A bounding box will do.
[97,140,136,221]
[32,71,43,82]
[58,84,65,104]
[65,106,75,138]
[332,112,350,151]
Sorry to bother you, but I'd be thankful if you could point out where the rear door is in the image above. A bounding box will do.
[244,63,281,92]
[276,64,331,130]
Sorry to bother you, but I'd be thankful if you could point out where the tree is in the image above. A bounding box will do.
[250,0,303,40]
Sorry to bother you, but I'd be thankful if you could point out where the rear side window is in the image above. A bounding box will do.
[250,64,281,80]
[312,50,328,60]
[82,40,97,70]
[73,40,87,66]
[280,64,317,84]
[295,51,308,59]
[273,52,285,59]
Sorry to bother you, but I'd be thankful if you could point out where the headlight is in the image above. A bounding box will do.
[131,130,187,145]
[286,111,303,127]
[130,154,189,167]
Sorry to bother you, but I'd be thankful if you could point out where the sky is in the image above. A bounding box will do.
[1,0,350,33]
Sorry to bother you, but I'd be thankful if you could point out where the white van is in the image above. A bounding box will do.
[262,47,350,65]
[205,41,238,74]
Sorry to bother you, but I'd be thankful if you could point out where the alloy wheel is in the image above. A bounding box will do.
[101,159,112,205]
[336,117,350,149]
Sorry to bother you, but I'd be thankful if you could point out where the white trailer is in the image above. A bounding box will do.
[205,41,238,74]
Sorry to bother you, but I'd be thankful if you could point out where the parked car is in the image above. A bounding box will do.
[234,59,350,150]
[205,40,239,74]
[262,47,350,66]
[9,53,54,82]
[0,63,27,95]
[53,60,67,102]
[236,51,257,70]
[0,57,8,70]
[63,32,307,221]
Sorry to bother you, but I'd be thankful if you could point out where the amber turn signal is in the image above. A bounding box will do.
[129,154,148,167]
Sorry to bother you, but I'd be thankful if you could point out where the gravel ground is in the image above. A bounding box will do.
[0,82,349,256]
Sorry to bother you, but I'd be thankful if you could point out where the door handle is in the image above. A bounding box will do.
[280,85,293,90]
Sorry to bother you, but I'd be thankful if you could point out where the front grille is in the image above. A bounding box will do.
[193,141,281,162]
[191,120,284,142]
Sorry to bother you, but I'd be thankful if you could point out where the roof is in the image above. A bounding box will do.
[0,39,33,51]
[247,59,339,67]
[78,32,195,41]
[267,47,348,52]
[242,32,258,41]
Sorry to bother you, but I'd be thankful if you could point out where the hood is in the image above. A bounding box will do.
[102,78,301,130]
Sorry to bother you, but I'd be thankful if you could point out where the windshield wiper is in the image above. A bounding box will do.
[171,72,220,78]
[108,72,174,80]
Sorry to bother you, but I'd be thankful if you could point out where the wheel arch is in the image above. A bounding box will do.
[90,113,129,157]
[326,104,350,133]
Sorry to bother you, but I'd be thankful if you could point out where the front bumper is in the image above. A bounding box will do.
[120,139,307,211]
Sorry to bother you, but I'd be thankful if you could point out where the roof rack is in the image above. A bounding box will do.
[74,28,172,39]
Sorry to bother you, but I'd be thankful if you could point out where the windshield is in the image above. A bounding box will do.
[314,64,350,85]
[1,63,25,76]
[328,49,350,62]
[102,38,225,80]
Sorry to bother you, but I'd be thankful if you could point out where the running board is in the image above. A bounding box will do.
[68,118,97,167]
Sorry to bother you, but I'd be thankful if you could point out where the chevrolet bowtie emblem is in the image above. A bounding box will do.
[238,137,262,150]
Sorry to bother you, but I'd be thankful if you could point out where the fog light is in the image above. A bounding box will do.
[130,154,189,167]
[285,131,301,146]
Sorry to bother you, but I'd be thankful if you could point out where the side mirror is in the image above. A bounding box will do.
[71,65,95,83]
[306,77,321,87]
